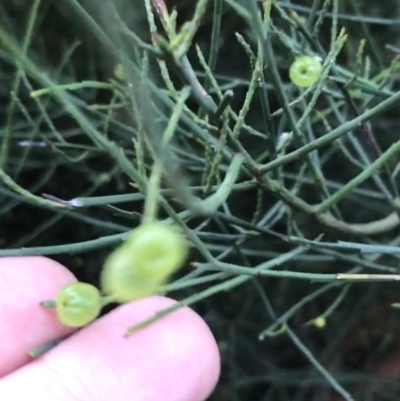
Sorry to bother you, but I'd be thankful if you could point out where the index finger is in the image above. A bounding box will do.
[0,256,77,376]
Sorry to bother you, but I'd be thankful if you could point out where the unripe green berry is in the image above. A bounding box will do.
[314,316,326,329]
[101,221,189,302]
[55,282,101,327]
[289,56,322,87]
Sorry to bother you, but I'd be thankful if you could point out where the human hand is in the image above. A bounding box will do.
[0,256,220,401]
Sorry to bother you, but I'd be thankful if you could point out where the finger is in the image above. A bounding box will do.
[0,296,221,401]
[0,256,77,377]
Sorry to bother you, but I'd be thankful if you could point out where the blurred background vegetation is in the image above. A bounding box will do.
[2,0,400,400]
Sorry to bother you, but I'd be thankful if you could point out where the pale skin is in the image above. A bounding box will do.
[0,256,221,401]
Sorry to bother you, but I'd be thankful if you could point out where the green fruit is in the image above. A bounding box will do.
[114,63,126,81]
[101,221,189,302]
[289,56,322,87]
[55,282,101,327]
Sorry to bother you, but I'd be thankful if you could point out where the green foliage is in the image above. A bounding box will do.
[2,0,400,400]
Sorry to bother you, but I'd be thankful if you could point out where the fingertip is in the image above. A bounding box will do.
[1,296,221,401]
[113,296,222,400]
[58,296,221,401]
[0,256,77,376]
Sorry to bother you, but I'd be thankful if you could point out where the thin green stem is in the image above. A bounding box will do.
[201,0,222,102]
[0,0,42,170]
[260,90,400,174]
[125,246,306,335]
[316,141,400,213]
